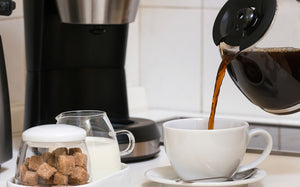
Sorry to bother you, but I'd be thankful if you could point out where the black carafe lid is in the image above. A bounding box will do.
[213,0,277,51]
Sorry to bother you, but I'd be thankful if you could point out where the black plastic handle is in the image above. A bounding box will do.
[0,0,15,16]
[213,0,276,51]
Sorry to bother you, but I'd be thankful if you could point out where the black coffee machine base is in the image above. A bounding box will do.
[114,117,161,162]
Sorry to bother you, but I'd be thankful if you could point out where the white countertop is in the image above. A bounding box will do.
[2,109,300,186]
[1,136,300,187]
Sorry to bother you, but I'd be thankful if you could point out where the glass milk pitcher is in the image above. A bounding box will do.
[55,110,135,181]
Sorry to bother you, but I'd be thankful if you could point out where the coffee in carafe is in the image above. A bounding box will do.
[208,47,300,130]
[224,47,300,114]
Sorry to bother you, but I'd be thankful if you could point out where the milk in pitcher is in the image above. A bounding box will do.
[86,137,122,181]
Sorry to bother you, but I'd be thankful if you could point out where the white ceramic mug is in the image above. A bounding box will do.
[163,118,273,181]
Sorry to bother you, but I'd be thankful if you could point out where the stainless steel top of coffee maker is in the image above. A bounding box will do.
[56,0,140,24]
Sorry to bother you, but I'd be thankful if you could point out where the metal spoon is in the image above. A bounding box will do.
[176,168,258,183]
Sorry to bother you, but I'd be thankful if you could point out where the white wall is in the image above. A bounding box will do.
[3,0,300,134]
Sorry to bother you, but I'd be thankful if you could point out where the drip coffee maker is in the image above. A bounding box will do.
[213,0,300,114]
[23,0,160,161]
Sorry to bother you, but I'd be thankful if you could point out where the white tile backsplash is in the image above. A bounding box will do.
[125,10,141,87]
[140,7,202,112]
[137,1,300,122]
[203,0,227,9]
[2,0,300,134]
[256,0,300,48]
[141,0,202,8]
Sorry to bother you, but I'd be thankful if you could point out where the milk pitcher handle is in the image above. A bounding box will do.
[238,128,273,172]
[116,130,135,156]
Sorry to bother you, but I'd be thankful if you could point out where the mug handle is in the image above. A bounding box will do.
[238,128,273,172]
[115,130,135,156]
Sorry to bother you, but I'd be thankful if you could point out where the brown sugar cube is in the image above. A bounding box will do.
[24,157,30,167]
[53,147,68,159]
[53,147,68,157]
[69,147,82,155]
[47,153,56,168]
[53,172,68,185]
[19,164,28,181]
[28,155,44,171]
[73,152,87,169]
[37,162,57,180]
[42,152,53,162]
[57,155,75,175]
[68,166,89,185]
[39,176,54,185]
[22,171,38,186]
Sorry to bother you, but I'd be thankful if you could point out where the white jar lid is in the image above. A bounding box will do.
[22,124,86,143]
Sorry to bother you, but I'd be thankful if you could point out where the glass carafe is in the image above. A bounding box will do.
[55,110,135,181]
[213,0,300,114]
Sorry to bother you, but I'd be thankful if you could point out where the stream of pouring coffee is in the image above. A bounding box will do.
[208,55,233,130]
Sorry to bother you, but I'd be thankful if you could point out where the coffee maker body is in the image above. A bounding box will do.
[23,0,160,162]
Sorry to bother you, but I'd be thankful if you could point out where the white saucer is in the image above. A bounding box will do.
[145,166,266,187]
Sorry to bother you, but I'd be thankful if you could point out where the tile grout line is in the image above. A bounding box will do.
[138,8,142,87]
[278,126,281,151]
[140,5,221,10]
[0,16,23,21]
[140,5,202,10]
[199,3,205,113]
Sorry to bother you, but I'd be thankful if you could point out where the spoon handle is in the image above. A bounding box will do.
[175,168,258,183]
[176,176,228,183]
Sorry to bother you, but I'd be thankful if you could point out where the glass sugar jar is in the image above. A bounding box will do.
[12,124,91,186]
